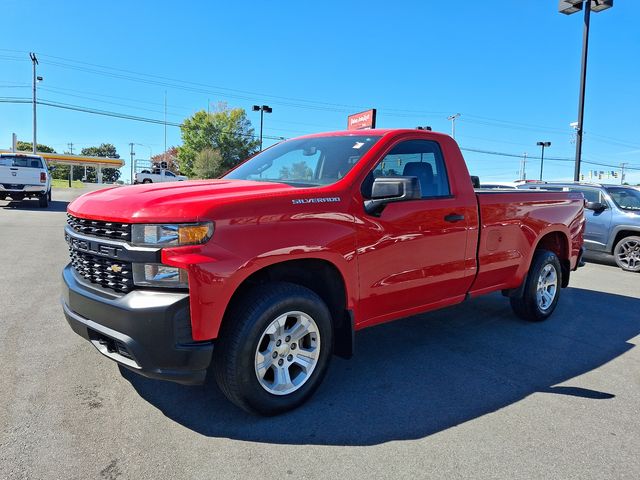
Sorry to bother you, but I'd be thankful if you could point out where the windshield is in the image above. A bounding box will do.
[0,156,44,168]
[607,187,640,211]
[224,135,381,187]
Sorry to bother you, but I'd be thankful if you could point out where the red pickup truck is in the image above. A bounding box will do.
[62,129,585,415]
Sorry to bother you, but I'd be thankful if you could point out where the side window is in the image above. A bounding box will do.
[165,171,175,177]
[570,188,603,204]
[363,139,451,198]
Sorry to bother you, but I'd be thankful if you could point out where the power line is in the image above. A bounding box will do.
[460,146,640,171]
[33,98,285,141]
[2,96,638,172]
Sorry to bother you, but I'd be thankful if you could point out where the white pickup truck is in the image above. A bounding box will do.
[0,153,52,207]
[134,168,187,184]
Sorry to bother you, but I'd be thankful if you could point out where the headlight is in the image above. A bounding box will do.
[132,263,189,289]
[131,222,213,247]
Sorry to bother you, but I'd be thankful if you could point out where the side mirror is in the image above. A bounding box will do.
[364,176,421,215]
[585,201,606,212]
[48,165,56,172]
[470,175,480,189]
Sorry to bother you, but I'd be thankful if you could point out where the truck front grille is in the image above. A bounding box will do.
[69,248,133,293]
[67,214,131,241]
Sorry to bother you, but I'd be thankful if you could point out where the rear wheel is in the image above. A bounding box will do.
[213,282,333,415]
[613,236,640,272]
[38,192,49,208]
[47,189,52,202]
[510,249,562,322]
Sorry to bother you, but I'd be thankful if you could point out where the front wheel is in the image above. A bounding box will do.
[510,249,562,322]
[142,179,152,184]
[213,282,333,415]
[613,236,640,272]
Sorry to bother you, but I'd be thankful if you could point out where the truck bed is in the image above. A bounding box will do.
[470,189,585,295]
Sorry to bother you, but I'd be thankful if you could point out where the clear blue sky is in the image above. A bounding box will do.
[2,0,639,184]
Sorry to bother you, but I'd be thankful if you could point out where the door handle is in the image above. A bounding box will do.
[444,213,465,223]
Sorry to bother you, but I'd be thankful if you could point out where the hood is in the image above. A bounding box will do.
[68,179,296,223]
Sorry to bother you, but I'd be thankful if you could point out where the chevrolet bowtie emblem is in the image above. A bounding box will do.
[110,264,123,273]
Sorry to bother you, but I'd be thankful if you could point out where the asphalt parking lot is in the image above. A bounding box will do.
[1,186,639,480]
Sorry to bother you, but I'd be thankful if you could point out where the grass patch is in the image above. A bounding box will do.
[52,179,85,189]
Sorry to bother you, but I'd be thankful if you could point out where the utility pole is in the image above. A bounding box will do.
[447,113,461,139]
[164,91,167,162]
[129,143,135,184]
[67,142,75,187]
[620,163,628,185]
[520,152,528,181]
[29,52,39,154]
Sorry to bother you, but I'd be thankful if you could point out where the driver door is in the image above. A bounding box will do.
[355,139,476,324]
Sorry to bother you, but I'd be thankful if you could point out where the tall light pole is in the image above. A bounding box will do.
[129,143,135,184]
[252,105,272,150]
[447,113,461,139]
[559,0,614,181]
[537,141,551,181]
[29,52,42,154]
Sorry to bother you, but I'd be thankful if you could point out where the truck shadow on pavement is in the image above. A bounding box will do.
[121,287,639,446]
[1,199,69,212]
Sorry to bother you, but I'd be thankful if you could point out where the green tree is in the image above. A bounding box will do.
[81,144,119,159]
[17,141,55,153]
[178,104,259,177]
[193,148,225,179]
[80,144,121,183]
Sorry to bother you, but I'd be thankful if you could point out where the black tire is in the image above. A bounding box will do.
[510,249,562,322]
[47,189,52,202]
[38,193,49,208]
[142,179,152,184]
[613,236,640,272]
[213,282,333,415]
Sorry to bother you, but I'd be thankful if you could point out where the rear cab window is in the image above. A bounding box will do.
[0,156,44,169]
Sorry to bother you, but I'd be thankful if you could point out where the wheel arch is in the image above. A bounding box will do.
[222,258,354,359]
[533,229,571,288]
[609,227,640,254]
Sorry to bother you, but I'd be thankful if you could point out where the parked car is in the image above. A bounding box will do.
[62,129,585,415]
[0,153,52,207]
[479,183,517,189]
[516,182,640,272]
[134,168,187,184]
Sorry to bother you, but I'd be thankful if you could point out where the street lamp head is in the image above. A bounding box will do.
[591,0,613,12]
[252,105,260,111]
[263,105,273,113]
[559,0,613,14]
[559,0,583,15]
[537,141,551,147]
[36,76,43,82]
